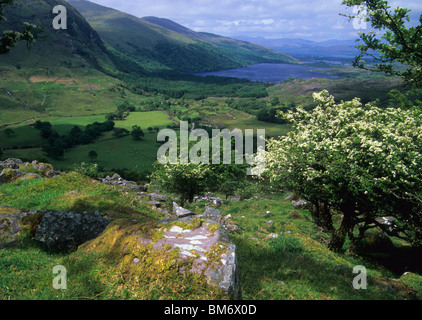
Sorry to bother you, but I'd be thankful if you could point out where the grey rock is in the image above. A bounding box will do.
[266,220,274,228]
[149,193,168,202]
[291,199,310,210]
[202,207,223,222]
[0,158,22,169]
[0,168,25,183]
[151,216,241,299]
[34,211,109,252]
[172,202,195,218]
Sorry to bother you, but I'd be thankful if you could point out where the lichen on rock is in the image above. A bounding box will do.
[78,209,242,299]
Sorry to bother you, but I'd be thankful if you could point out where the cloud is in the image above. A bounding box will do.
[85,0,421,41]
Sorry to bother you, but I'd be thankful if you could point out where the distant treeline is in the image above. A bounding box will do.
[34,120,116,159]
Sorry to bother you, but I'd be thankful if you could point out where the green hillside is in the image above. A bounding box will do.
[0,0,117,73]
[67,0,297,73]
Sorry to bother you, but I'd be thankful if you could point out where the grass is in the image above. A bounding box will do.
[113,111,174,130]
[0,172,161,219]
[50,133,161,172]
[186,194,422,300]
[0,174,421,300]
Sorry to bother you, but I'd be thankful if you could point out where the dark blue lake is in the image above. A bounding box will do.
[194,63,339,83]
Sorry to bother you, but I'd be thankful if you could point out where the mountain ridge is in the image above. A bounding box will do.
[67,0,297,73]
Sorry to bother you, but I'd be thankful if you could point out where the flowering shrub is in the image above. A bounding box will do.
[264,91,422,251]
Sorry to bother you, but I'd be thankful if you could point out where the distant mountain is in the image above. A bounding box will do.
[235,36,360,58]
[67,0,297,73]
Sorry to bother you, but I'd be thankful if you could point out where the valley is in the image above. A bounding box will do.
[0,0,421,303]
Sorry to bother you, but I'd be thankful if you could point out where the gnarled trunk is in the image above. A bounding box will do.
[328,202,355,252]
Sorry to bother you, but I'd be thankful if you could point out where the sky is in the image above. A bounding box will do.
[86,0,422,42]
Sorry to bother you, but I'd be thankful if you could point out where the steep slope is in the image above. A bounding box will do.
[0,0,148,125]
[142,16,298,66]
[0,0,117,72]
[68,0,297,73]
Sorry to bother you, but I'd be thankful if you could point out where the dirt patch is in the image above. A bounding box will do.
[29,76,78,84]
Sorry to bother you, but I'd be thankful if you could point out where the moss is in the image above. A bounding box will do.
[171,217,203,231]
[0,206,19,214]
[0,168,19,183]
[207,222,221,235]
[19,211,45,237]
[78,218,227,299]
[205,242,229,266]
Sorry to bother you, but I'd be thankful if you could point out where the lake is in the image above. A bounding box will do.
[194,63,339,83]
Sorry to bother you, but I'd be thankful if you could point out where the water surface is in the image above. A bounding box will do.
[194,63,339,83]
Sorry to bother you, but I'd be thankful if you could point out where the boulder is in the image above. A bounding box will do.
[0,168,24,183]
[0,158,23,169]
[34,211,109,252]
[0,206,44,245]
[79,216,242,300]
[149,193,169,202]
[202,207,223,222]
[173,202,195,218]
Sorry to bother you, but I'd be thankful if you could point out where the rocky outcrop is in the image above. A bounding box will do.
[0,159,60,184]
[79,205,242,300]
[100,173,147,191]
[34,211,109,252]
[0,206,44,248]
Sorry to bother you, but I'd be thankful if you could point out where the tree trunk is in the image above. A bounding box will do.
[328,202,355,252]
[311,200,334,232]
[319,201,334,232]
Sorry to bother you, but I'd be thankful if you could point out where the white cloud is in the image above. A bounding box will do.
[85,0,421,41]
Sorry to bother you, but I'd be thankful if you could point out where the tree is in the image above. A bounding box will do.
[3,128,14,138]
[0,0,42,55]
[150,161,214,206]
[131,125,144,140]
[88,150,98,162]
[342,0,422,87]
[264,91,422,251]
[113,127,129,138]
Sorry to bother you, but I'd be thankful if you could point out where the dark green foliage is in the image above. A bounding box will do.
[130,125,144,140]
[34,120,115,159]
[0,0,42,55]
[113,127,129,138]
[88,150,98,161]
[342,0,422,87]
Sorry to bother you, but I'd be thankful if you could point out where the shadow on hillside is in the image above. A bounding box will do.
[233,235,412,300]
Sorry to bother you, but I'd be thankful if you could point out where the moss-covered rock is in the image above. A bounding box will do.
[79,215,241,300]
[0,206,44,245]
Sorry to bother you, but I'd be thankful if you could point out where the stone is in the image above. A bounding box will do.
[34,211,109,252]
[291,199,310,210]
[0,207,44,244]
[149,193,169,202]
[202,207,223,222]
[0,168,24,183]
[0,158,22,169]
[173,202,195,218]
[81,217,242,300]
[289,210,302,219]
[266,220,274,228]
[225,223,240,233]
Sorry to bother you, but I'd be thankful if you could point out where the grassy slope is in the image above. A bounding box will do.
[0,173,421,300]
